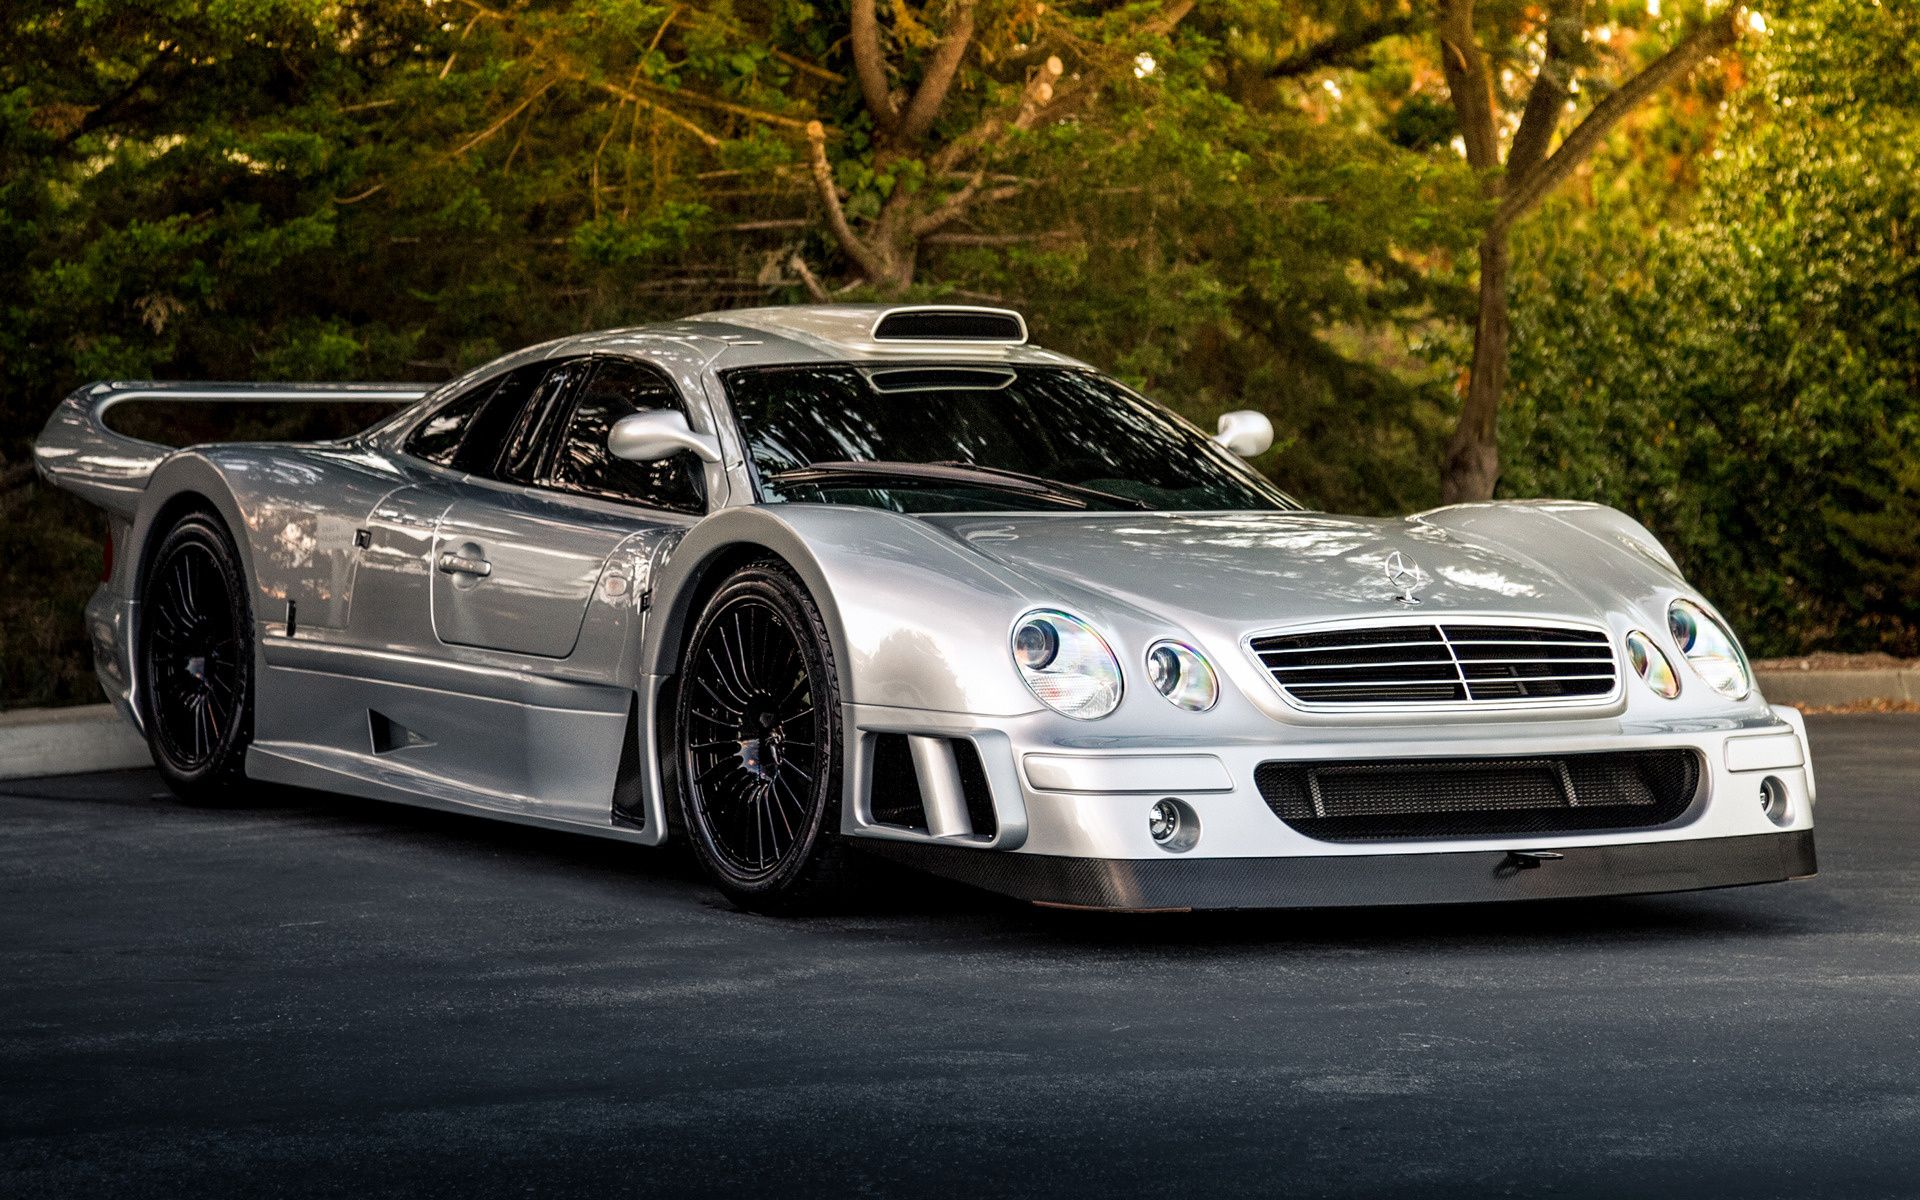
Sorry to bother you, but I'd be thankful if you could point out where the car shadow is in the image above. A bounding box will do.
[5,767,1822,953]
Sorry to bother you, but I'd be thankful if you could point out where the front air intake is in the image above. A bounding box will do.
[1256,749,1701,842]
[871,308,1027,342]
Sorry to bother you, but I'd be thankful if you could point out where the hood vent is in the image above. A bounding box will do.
[871,307,1027,343]
[1251,623,1617,709]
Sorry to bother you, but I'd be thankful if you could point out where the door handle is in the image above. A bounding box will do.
[437,551,492,578]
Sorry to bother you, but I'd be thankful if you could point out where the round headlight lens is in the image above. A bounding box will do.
[1010,610,1122,719]
[1667,599,1752,700]
[1624,629,1680,699]
[1012,620,1058,670]
[1145,640,1219,711]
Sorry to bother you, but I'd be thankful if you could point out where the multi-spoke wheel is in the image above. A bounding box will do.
[674,559,850,911]
[138,511,253,803]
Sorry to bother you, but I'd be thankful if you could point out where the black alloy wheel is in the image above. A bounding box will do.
[674,559,851,911]
[138,511,254,802]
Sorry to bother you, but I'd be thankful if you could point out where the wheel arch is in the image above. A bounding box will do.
[125,458,258,731]
[642,504,1043,717]
[644,509,852,688]
[134,455,259,607]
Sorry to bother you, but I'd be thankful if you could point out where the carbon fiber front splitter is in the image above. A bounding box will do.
[859,829,1817,911]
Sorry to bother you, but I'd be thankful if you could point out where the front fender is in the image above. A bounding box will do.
[647,505,1048,716]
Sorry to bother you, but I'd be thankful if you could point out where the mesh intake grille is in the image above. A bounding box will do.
[1255,750,1701,842]
[1250,623,1617,707]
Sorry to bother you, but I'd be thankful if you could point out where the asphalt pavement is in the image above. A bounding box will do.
[3,714,1918,1198]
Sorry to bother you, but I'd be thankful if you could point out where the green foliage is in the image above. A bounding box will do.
[0,486,106,709]
[1504,0,1920,654]
[0,0,1913,705]
[571,202,711,265]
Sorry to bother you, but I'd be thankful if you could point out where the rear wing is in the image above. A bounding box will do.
[33,380,430,519]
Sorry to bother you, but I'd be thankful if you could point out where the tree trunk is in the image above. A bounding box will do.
[1432,5,1741,505]
[1441,232,1509,503]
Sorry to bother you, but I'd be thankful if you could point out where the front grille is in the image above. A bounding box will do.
[1256,750,1700,842]
[1250,623,1617,707]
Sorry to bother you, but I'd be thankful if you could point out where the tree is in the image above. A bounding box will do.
[802,0,1193,295]
[1502,0,1920,654]
[1435,0,1743,502]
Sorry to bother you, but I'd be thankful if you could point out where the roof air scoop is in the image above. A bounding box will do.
[870,306,1028,344]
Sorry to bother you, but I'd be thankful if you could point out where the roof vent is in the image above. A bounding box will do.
[871,307,1027,343]
[867,366,1017,393]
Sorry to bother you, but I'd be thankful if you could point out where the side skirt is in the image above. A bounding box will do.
[247,742,655,846]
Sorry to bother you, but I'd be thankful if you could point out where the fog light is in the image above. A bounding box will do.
[1149,799,1180,842]
[1147,797,1200,852]
[1759,775,1790,826]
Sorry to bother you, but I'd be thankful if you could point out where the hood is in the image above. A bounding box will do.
[917,510,1607,631]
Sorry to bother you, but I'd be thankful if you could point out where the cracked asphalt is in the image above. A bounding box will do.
[2,713,1917,1198]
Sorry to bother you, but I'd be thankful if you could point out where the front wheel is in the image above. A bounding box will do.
[673,559,851,913]
[137,511,254,803]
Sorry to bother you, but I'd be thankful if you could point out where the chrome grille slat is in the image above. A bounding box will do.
[1273,655,1610,672]
[1251,622,1619,708]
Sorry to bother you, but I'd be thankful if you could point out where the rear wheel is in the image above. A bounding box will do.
[673,559,851,912]
[138,511,254,803]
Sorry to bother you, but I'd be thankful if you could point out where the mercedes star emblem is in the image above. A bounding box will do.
[1384,550,1424,605]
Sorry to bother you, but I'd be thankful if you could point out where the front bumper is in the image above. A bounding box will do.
[865,829,1816,911]
[842,702,1818,909]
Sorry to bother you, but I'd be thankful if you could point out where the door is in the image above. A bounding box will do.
[432,354,708,659]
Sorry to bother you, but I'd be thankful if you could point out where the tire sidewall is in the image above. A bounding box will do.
[138,511,255,799]
[673,561,845,904]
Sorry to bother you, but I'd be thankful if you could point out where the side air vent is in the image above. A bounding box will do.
[953,739,998,838]
[871,307,1027,343]
[867,733,998,838]
[611,699,646,830]
[870,733,929,831]
[368,710,433,754]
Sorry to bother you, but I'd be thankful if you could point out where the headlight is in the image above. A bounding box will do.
[1010,610,1122,719]
[1145,641,1218,711]
[1667,599,1752,700]
[1624,630,1680,699]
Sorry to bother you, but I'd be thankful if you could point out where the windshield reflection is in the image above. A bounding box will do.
[720,364,1299,514]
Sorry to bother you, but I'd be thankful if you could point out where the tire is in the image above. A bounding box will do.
[673,558,852,913]
[137,510,255,804]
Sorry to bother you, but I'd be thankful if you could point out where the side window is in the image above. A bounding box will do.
[404,378,498,466]
[546,357,706,514]
[495,359,586,485]
[449,360,570,479]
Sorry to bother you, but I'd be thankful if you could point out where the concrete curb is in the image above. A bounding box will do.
[0,705,151,780]
[1756,669,1920,708]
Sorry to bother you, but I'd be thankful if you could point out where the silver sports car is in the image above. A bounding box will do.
[35,304,1816,911]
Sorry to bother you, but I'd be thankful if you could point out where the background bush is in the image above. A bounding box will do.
[2,0,1913,706]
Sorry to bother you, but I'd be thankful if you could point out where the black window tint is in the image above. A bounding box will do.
[493,361,584,484]
[449,362,552,477]
[548,357,706,514]
[723,365,1296,513]
[405,379,497,465]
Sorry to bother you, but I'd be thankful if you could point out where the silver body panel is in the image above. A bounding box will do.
[38,306,1815,906]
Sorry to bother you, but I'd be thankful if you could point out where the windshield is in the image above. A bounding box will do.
[720,364,1299,513]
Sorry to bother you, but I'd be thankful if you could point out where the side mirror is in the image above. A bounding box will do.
[608,409,723,464]
[1214,410,1274,458]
